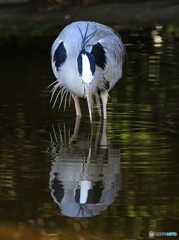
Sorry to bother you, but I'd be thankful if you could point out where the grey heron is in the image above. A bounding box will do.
[50,21,126,122]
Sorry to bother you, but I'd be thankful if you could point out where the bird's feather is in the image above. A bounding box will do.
[53,41,67,71]
[50,21,126,118]
[91,42,106,70]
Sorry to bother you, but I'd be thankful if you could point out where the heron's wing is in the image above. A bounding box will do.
[90,33,125,91]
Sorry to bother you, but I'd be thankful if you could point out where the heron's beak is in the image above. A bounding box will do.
[85,83,92,123]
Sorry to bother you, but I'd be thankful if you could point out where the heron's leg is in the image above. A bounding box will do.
[72,93,82,117]
[100,92,108,120]
[100,119,108,147]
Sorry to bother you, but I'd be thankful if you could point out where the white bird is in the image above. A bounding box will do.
[49,21,126,122]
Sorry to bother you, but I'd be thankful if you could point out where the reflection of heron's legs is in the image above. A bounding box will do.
[74,117,81,137]
[70,116,81,143]
[100,119,108,147]
[95,119,101,146]
[103,119,107,136]
[85,148,91,176]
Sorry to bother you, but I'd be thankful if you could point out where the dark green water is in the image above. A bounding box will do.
[0,25,179,239]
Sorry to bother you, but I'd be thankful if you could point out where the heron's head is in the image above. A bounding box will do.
[77,50,96,122]
[77,50,95,83]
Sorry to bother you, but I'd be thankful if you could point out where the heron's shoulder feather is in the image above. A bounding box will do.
[52,41,67,71]
[90,42,106,70]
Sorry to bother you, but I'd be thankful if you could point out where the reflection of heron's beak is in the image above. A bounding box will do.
[85,83,92,123]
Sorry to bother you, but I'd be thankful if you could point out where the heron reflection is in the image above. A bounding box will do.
[47,118,121,217]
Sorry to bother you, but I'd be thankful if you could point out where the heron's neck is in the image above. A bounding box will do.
[81,54,94,83]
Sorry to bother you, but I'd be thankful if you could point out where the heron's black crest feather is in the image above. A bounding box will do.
[77,23,97,51]
[53,42,67,70]
[91,42,106,70]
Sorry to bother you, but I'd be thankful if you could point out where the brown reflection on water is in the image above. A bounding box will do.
[0,223,117,240]
[0,25,179,239]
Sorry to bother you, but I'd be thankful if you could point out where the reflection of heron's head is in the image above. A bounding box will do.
[75,180,93,204]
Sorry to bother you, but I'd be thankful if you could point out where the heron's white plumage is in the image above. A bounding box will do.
[50,21,126,120]
[80,54,94,84]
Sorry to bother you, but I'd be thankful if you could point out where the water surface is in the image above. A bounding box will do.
[0,25,179,239]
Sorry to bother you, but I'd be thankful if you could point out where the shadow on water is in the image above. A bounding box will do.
[0,24,179,239]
